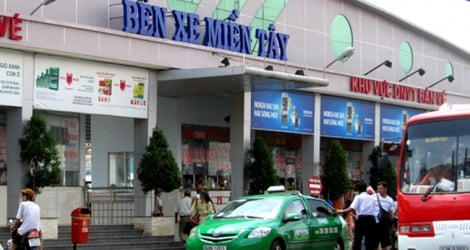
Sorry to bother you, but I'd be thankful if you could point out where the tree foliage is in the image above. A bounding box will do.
[321,140,351,201]
[18,114,62,193]
[137,126,181,193]
[246,136,279,195]
[368,146,397,197]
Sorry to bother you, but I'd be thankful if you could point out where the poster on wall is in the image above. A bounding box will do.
[0,49,22,107]
[321,96,375,140]
[33,55,149,118]
[380,105,424,143]
[251,91,314,134]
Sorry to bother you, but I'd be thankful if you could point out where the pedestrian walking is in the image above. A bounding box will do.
[336,181,376,250]
[191,190,214,224]
[175,189,192,243]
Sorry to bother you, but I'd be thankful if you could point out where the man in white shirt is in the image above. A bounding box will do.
[338,181,377,250]
[373,181,396,250]
[10,188,41,250]
[175,189,193,242]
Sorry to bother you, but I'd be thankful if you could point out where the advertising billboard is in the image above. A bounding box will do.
[380,104,424,142]
[0,49,22,107]
[251,91,314,134]
[34,55,149,118]
[321,96,375,140]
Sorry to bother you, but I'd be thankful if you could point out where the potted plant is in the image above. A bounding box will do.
[246,136,279,195]
[18,114,62,193]
[137,126,181,216]
[321,140,351,208]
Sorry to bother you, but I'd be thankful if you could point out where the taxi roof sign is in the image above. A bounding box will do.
[266,185,286,193]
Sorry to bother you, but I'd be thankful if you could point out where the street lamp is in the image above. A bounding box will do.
[219,57,230,67]
[426,75,454,89]
[398,68,425,82]
[364,60,392,76]
[30,0,56,16]
[325,46,355,69]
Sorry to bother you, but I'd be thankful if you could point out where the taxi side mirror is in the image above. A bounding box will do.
[283,213,301,222]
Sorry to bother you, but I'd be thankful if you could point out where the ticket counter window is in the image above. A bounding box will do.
[181,124,230,190]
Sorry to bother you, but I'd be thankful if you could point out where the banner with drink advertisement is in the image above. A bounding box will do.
[33,55,148,118]
[321,96,375,140]
[251,90,314,134]
[380,104,424,142]
[0,49,22,107]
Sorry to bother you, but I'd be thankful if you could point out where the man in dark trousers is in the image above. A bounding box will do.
[373,181,396,250]
[337,181,377,250]
[175,189,193,243]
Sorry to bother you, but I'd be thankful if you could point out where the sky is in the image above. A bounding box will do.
[362,0,470,53]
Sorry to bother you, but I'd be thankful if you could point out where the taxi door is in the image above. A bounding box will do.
[281,199,312,249]
[306,199,343,249]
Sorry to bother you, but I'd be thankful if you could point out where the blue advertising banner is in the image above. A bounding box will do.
[321,96,375,140]
[380,105,424,142]
[251,91,314,134]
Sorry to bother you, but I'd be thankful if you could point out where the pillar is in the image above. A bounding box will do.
[229,92,252,199]
[134,71,158,216]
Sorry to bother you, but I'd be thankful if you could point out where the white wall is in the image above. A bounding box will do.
[3,0,470,97]
[87,96,229,188]
[35,187,84,225]
[0,187,83,227]
[178,96,230,127]
[91,115,134,187]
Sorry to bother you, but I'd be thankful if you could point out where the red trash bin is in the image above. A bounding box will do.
[71,207,91,244]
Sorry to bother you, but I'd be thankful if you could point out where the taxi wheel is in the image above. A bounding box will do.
[334,240,344,250]
[270,239,285,250]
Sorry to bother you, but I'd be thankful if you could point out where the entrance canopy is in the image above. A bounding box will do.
[157,66,329,97]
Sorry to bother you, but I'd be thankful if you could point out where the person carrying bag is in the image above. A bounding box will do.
[184,199,200,235]
[185,190,215,234]
[376,193,393,227]
[374,181,396,250]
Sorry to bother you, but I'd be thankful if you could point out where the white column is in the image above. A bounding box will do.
[134,71,158,216]
[229,92,252,199]
[7,52,34,219]
[301,93,321,194]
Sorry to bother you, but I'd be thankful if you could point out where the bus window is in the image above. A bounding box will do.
[400,119,470,194]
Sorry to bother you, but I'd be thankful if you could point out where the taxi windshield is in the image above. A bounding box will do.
[401,118,470,194]
[213,197,284,219]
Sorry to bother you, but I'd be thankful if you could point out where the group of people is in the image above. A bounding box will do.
[11,182,395,249]
[337,181,396,250]
[174,184,215,243]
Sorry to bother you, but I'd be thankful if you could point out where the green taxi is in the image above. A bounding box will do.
[186,188,349,250]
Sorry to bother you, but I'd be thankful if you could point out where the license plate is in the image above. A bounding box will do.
[28,237,41,247]
[439,246,468,250]
[203,246,226,250]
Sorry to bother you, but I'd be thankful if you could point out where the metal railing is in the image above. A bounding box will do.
[85,187,232,225]
[86,187,135,225]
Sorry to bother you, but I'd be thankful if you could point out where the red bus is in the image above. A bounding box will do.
[395,104,470,250]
